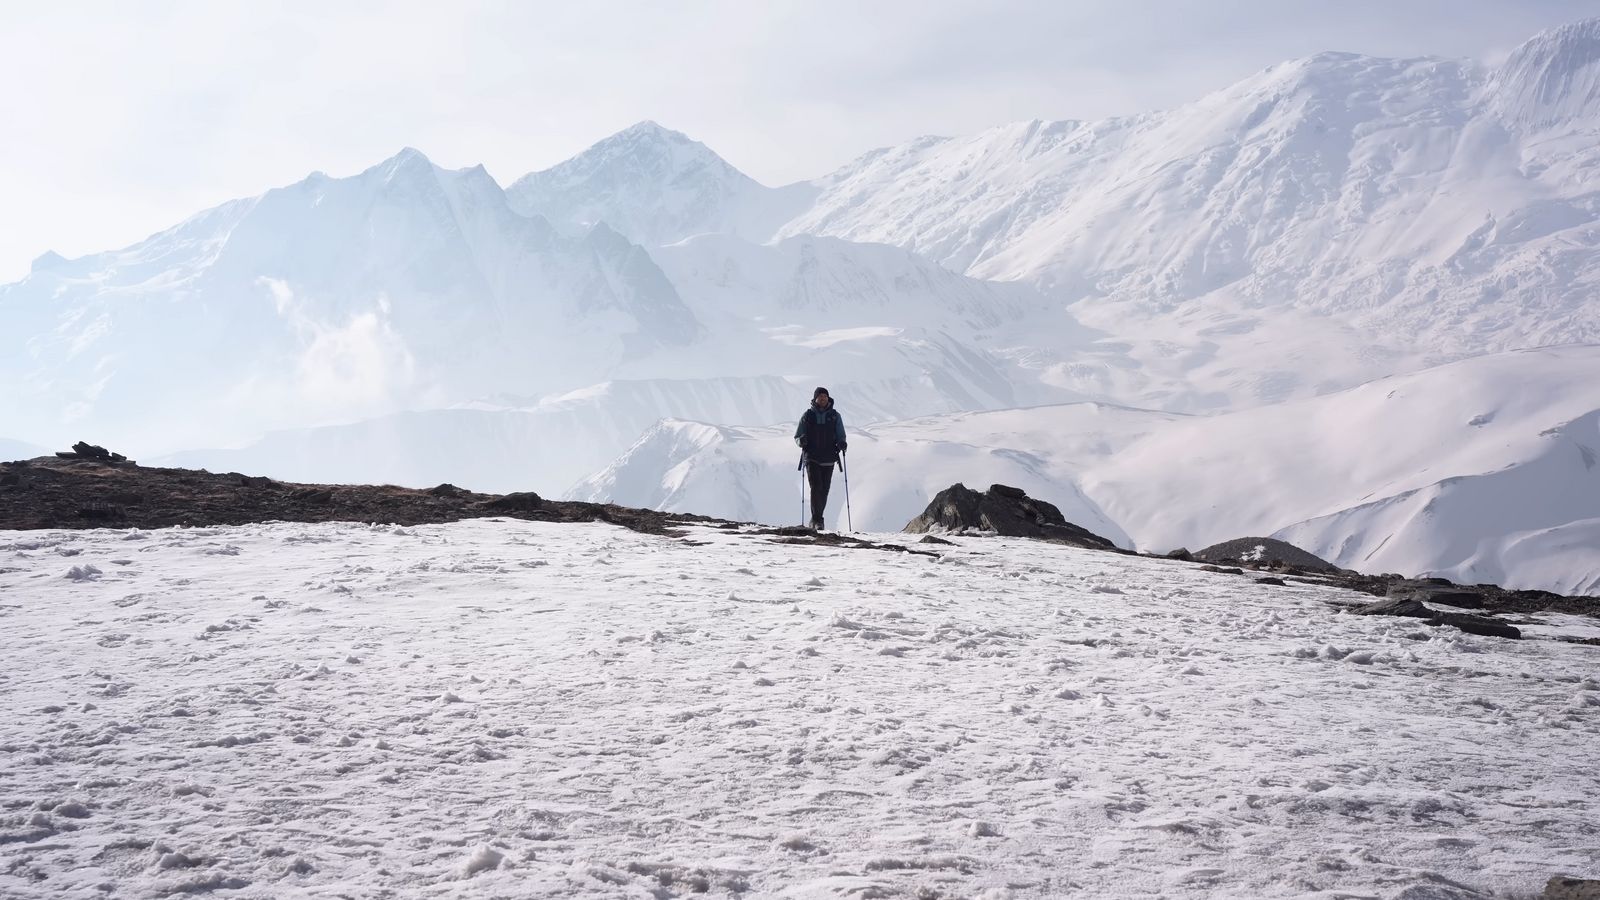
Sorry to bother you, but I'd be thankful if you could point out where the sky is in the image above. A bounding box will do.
[0,0,1594,281]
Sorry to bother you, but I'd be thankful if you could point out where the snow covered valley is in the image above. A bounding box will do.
[3,517,1597,898]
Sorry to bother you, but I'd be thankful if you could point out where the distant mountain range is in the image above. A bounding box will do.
[5,17,1600,591]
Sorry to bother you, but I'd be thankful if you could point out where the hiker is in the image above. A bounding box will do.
[795,386,847,530]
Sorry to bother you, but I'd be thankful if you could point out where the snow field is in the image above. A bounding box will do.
[1,519,1597,898]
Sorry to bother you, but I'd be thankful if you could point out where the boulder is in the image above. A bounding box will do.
[1165,547,1194,561]
[55,441,132,464]
[903,483,1117,551]
[1194,537,1337,572]
[1355,596,1520,639]
[1546,877,1600,899]
[1354,597,1435,618]
[1386,579,1485,609]
[482,491,543,512]
[1436,613,1521,640]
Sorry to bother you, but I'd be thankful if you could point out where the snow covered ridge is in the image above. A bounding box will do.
[13,17,1600,462]
[2,517,1596,898]
[781,19,1600,358]
[572,346,1600,596]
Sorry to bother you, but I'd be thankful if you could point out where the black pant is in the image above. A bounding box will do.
[807,461,834,525]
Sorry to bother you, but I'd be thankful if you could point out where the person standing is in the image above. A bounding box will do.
[795,386,847,530]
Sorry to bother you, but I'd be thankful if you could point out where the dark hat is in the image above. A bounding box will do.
[813,386,830,398]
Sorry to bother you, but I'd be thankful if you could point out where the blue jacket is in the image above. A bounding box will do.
[795,405,847,465]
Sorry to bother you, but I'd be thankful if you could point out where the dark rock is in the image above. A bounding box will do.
[1165,548,1193,561]
[918,535,955,545]
[428,483,466,497]
[1193,537,1337,573]
[1355,597,1435,618]
[235,474,275,489]
[1437,613,1521,640]
[903,483,1117,551]
[1200,565,1245,575]
[1545,876,1600,899]
[1355,597,1520,639]
[0,457,725,536]
[72,442,129,463]
[482,491,543,512]
[1386,580,1485,609]
[1254,577,1287,586]
[0,472,19,487]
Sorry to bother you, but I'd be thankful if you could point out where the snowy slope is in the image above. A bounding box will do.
[2,518,1595,898]
[575,346,1600,593]
[768,20,1600,406]
[641,232,1090,413]
[0,150,697,452]
[507,121,816,247]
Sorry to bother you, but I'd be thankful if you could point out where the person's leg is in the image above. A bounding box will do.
[808,463,833,527]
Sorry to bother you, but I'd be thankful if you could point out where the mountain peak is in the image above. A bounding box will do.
[504,122,788,247]
[1491,17,1600,127]
[381,145,435,170]
[614,120,687,142]
[30,250,68,273]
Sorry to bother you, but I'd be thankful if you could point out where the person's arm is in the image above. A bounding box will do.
[795,413,807,447]
[834,412,847,452]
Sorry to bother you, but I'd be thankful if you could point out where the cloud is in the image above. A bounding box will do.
[243,277,417,423]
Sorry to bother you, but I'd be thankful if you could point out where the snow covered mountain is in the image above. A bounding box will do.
[780,22,1600,365]
[506,121,815,247]
[572,345,1600,595]
[151,230,1088,493]
[7,18,1600,590]
[0,149,698,451]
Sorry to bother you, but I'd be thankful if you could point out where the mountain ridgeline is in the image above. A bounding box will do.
[5,19,1600,592]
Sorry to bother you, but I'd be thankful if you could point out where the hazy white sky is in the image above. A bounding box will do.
[1,0,1593,281]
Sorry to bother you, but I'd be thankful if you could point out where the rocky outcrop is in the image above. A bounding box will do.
[1194,537,1338,573]
[0,456,718,536]
[1545,876,1600,899]
[1353,595,1523,640]
[1385,578,1485,609]
[53,441,133,465]
[903,483,1118,551]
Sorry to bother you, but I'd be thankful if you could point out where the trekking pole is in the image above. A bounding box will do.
[841,454,853,533]
[799,453,807,527]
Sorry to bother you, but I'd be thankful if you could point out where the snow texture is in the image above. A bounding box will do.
[1,518,1596,898]
[3,515,1600,890]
